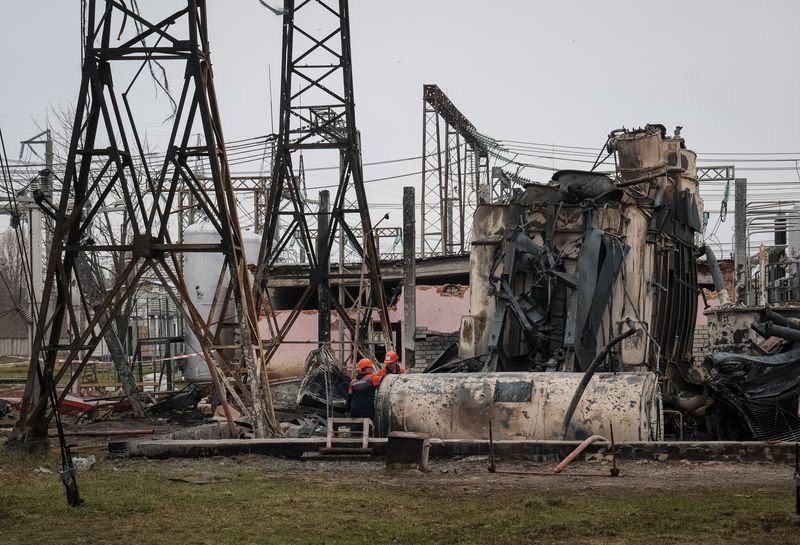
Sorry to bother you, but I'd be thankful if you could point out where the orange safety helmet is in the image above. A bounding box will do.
[383,351,399,364]
[356,358,374,371]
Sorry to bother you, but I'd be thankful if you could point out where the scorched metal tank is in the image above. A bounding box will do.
[374,372,662,441]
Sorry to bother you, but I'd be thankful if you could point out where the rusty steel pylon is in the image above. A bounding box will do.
[8,0,280,449]
[256,0,393,368]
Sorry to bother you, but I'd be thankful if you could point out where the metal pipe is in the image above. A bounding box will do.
[763,310,800,331]
[553,435,608,474]
[615,171,663,188]
[488,417,496,473]
[559,320,638,440]
[763,321,800,343]
[698,245,730,305]
[610,422,619,477]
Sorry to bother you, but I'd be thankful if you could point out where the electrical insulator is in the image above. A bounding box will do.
[9,214,20,229]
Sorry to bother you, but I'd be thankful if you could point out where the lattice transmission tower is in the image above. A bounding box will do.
[256,0,393,368]
[9,0,280,448]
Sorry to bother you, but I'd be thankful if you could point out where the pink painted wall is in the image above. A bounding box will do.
[696,292,720,326]
[259,284,470,379]
[390,285,470,333]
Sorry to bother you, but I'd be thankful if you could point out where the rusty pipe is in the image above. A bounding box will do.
[554,435,608,474]
[615,172,662,188]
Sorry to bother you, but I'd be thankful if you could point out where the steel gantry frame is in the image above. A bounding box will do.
[8,0,280,449]
[256,0,393,369]
[421,84,490,258]
[178,175,271,241]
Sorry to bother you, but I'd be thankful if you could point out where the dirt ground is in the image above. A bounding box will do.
[0,389,795,495]
[207,453,796,494]
[3,400,800,545]
[2,416,794,498]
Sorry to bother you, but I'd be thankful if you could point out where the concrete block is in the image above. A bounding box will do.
[386,431,430,470]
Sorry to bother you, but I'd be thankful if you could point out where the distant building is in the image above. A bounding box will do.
[0,282,30,356]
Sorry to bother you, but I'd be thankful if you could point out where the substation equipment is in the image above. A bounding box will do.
[377,125,707,441]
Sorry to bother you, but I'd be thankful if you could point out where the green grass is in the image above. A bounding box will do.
[0,360,168,387]
[0,361,27,380]
[1,452,799,545]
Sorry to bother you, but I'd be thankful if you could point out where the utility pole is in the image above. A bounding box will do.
[403,187,416,368]
[19,130,52,353]
[733,178,748,304]
[317,190,330,345]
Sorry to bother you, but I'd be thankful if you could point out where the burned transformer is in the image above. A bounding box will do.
[377,124,709,441]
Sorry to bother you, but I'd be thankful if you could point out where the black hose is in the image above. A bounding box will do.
[762,310,800,331]
[559,319,638,440]
[701,246,728,298]
[763,321,800,343]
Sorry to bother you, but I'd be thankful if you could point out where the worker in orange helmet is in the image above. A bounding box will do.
[346,358,381,421]
[377,350,405,378]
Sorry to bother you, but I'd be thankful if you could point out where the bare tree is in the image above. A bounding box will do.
[32,106,150,417]
[0,228,30,324]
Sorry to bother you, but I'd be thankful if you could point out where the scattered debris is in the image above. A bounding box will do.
[702,309,800,441]
[73,455,96,472]
[296,346,349,412]
[281,415,326,438]
[150,385,204,414]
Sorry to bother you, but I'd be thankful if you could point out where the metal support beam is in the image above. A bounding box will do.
[734,178,748,304]
[403,186,416,368]
[318,190,331,345]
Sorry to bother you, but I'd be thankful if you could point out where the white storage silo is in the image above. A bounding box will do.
[181,222,261,383]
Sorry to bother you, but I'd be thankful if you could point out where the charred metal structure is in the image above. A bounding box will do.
[400,125,706,440]
[256,0,393,368]
[9,0,279,449]
[456,124,702,375]
[699,197,800,440]
[411,123,800,442]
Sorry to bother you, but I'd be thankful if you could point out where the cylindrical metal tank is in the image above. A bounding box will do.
[680,149,697,180]
[613,127,665,179]
[182,222,261,383]
[375,372,662,441]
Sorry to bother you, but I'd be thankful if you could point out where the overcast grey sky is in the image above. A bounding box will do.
[2,1,799,254]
